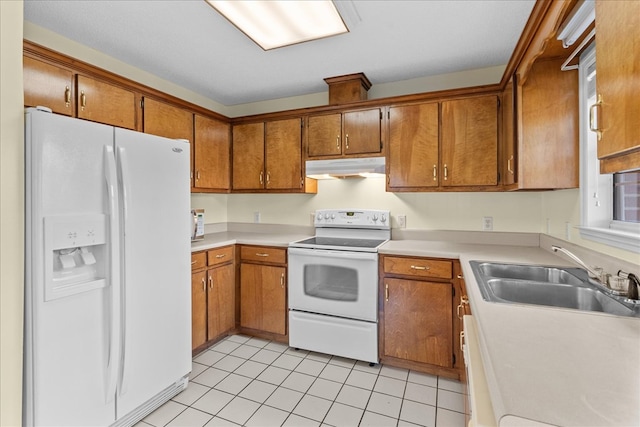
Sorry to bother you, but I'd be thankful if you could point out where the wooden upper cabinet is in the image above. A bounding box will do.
[194,115,230,192]
[441,95,498,187]
[265,118,303,190]
[307,108,382,158]
[343,108,382,155]
[307,113,342,157]
[387,103,439,190]
[232,122,265,190]
[515,58,578,189]
[77,75,137,130]
[24,56,74,116]
[595,0,640,172]
[143,97,193,142]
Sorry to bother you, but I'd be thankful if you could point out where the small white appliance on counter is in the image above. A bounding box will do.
[288,209,390,363]
[191,209,205,241]
[24,108,192,427]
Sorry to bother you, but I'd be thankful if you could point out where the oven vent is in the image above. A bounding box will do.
[305,156,385,179]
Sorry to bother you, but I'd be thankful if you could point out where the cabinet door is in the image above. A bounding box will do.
[23,56,74,116]
[194,115,230,191]
[307,113,342,157]
[343,108,382,155]
[191,270,207,350]
[388,103,439,189]
[441,96,498,187]
[384,278,452,367]
[207,264,235,341]
[517,59,578,189]
[232,123,265,190]
[77,75,137,130]
[265,118,302,190]
[595,0,640,161]
[240,264,286,335]
[143,97,193,141]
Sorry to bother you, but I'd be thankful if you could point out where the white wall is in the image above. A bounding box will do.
[1,1,24,425]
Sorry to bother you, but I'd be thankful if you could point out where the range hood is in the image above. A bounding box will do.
[305,156,386,179]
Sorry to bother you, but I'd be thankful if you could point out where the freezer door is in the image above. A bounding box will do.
[24,109,116,426]
[114,128,191,418]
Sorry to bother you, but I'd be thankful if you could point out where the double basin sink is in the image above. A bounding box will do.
[470,261,639,317]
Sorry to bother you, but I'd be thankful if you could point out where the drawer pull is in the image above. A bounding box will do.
[191,261,197,265]
[460,330,466,353]
[256,253,269,257]
[64,86,71,107]
[410,265,429,271]
[280,273,285,288]
[385,283,389,302]
[208,275,213,289]
[201,277,205,292]
[215,254,226,259]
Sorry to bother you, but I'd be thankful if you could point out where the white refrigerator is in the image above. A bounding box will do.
[24,108,192,427]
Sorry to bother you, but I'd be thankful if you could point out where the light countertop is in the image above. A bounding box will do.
[193,231,640,426]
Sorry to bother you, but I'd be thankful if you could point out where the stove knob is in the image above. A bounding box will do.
[373,214,378,221]
[325,213,330,220]
[381,214,387,223]
[331,214,336,219]
[316,213,323,221]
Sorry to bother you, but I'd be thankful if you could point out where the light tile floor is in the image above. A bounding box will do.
[135,335,467,427]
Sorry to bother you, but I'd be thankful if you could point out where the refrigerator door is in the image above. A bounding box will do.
[24,109,117,426]
[114,128,191,419]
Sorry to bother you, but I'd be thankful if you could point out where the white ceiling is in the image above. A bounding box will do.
[23,0,536,106]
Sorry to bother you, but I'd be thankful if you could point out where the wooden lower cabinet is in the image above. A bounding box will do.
[191,246,235,352]
[381,255,463,379]
[239,245,287,338]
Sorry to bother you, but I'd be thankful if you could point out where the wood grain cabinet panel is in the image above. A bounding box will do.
[191,270,207,350]
[77,75,137,130]
[207,263,235,341]
[232,122,266,190]
[441,96,498,187]
[515,58,578,189]
[387,103,439,189]
[307,108,382,158]
[383,278,453,367]
[265,118,303,190]
[501,77,516,186]
[240,264,286,335]
[194,115,230,192]
[143,97,193,141]
[23,56,74,116]
[240,246,287,264]
[595,0,640,172]
[383,256,452,279]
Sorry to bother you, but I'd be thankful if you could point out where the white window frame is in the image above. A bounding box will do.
[577,45,640,253]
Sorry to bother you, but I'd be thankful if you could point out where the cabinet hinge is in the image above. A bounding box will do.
[453,353,456,365]
[140,99,144,109]
[387,111,390,120]
[379,111,383,120]
[452,285,455,297]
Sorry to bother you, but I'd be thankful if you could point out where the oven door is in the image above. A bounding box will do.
[288,247,378,321]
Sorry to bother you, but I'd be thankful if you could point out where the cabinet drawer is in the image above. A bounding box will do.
[191,251,207,270]
[383,256,452,279]
[207,245,234,266]
[241,246,286,264]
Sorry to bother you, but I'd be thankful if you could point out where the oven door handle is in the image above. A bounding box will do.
[288,247,378,261]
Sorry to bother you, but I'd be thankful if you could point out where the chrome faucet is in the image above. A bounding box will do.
[551,245,603,282]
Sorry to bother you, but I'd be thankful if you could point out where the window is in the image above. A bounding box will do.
[578,45,640,253]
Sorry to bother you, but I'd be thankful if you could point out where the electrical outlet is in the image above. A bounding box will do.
[397,214,407,229]
[253,211,261,223]
[482,216,493,231]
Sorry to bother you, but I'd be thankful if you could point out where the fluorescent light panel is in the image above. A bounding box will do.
[206,0,348,50]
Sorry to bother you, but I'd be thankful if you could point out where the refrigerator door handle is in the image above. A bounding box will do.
[103,145,121,404]
[116,146,129,395]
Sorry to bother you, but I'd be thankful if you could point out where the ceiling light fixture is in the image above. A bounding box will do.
[205,0,349,50]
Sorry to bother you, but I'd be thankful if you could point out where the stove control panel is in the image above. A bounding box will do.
[314,209,390,229]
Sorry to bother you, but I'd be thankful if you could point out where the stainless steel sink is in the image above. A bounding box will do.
[470,261,639,317]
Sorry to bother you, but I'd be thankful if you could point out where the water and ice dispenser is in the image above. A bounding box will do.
[44,214,108,301]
